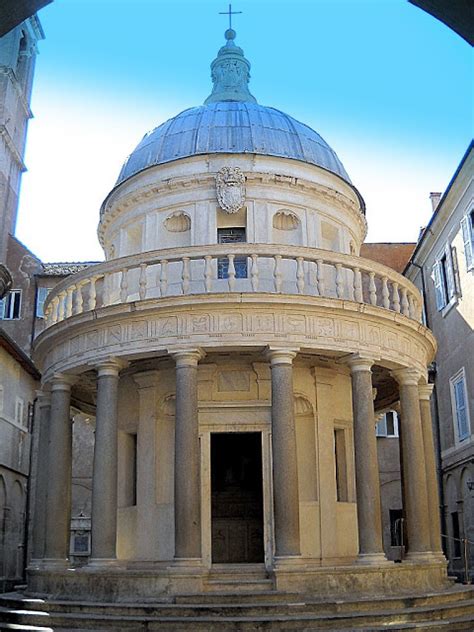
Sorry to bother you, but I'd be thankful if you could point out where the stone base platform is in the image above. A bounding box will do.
[1,584,474,631]
[25,559,450,602]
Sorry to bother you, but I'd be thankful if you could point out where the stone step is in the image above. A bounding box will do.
[1,598,474,631]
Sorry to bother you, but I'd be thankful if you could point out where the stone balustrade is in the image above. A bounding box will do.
[43,245,422,328]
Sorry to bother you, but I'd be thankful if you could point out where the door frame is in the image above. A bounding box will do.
[200,414,273,570]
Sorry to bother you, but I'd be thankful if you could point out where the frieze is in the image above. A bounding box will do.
[36,304,433,381]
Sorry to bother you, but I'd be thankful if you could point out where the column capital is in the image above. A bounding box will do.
[48,373,77,392]
[169,347,206,368]
[35,389,51,405]
[346,354,375,372]
[266,347,299,366]
[391,367,422,386]
[94,357,129,378]
[418,383,434,401]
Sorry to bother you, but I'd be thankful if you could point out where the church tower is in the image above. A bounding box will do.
[0,16,43,276]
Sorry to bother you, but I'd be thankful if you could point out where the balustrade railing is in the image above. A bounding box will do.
[42,245,423,328]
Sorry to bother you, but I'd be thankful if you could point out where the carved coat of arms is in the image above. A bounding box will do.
[215,166,246,214]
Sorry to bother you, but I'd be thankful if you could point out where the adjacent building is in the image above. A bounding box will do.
[405,142,474,580]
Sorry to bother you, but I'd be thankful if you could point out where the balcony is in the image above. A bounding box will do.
[42,244,422,329]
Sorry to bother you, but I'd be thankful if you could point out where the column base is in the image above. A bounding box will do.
[356,552,390,565]
[404,551,446,563]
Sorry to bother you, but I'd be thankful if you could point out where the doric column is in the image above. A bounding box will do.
[348,355,385,562]
[392,368,431,558]
[90,358,127,564]
[31,389,51,562]
[43,374,75,565]
[419,383,443,555]
[171,348,205,560]
[267,348,300,557]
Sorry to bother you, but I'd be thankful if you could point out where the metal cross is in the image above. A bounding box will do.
[219,4,242,30]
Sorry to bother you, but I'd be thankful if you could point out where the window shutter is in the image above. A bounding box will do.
[0,298,4,319]
[454,379,469,440]
[461,215,473,270]
[432,261,445,310]
[445,245,456,299]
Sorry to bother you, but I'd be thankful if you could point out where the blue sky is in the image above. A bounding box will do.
[15,0,473,262]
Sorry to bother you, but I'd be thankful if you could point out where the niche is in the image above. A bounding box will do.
[272,210,302,246]
[162,211,191,248]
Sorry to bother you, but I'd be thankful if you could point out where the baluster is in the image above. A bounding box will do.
[44,303,52,326]
[274,255,282,292]
[181,257,191,294]
[408,294,416,319]
[316,259,325,296]
[204,255,213,292]
[353,267,363,302]
[88,276,98,311]
[296,257,305,294]
[392,282,400,313]
[57,291,66,321]
[65,286,74,318]
[139,263,147,300]
[120,269,128,302]
[381,276,390,309]
[401,287,410,316]
[251,254,259,292]
[74,281,83,314]
[227,254,236,291]
[335,263,344,298]
[51,297,59,324]
[160,260,168,296]
[369,272,377,306]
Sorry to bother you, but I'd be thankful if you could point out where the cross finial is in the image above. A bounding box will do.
[219,3,242,30]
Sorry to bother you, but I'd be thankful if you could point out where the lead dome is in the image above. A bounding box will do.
[116,29,351,187]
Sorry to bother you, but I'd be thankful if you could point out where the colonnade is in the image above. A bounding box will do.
[30,348,443,568]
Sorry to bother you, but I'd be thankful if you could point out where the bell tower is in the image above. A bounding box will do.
[0,15,43,293]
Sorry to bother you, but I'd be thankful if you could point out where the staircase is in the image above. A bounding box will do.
[1,585,474,630]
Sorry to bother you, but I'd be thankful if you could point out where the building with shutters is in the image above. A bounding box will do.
[405,142,474,581]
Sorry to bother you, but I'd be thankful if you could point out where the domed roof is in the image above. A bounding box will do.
[116,102,351,186]
[116,29,351,187]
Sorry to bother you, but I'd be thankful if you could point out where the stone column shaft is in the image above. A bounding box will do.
[268,348,300,557]
[44,375,74,563]
[172,349,204,559]
[348,356,385,561]
[31,390,51,561]
[419,384,443,554]
[90,358,125,563]
[392,368,431,557]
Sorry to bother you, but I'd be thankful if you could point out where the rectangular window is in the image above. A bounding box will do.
[334,428,348,502]
[217,227,247,279]
[451,512,461,558]
[0,289,21,319]
[450,369,470,442]
[390,509,403,546]
[72,533,91,556]
[432,245,456,311]
[36,287,52,318]
[123,432,138,506]
[376,411,399,437]
[15,398,24,426]
[461,210,474,271]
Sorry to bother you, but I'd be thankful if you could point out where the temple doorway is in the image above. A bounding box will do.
[211,432,264,563]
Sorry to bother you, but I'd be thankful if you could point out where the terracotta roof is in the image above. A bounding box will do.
[40,261,100,276]
[360,243,416,274]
